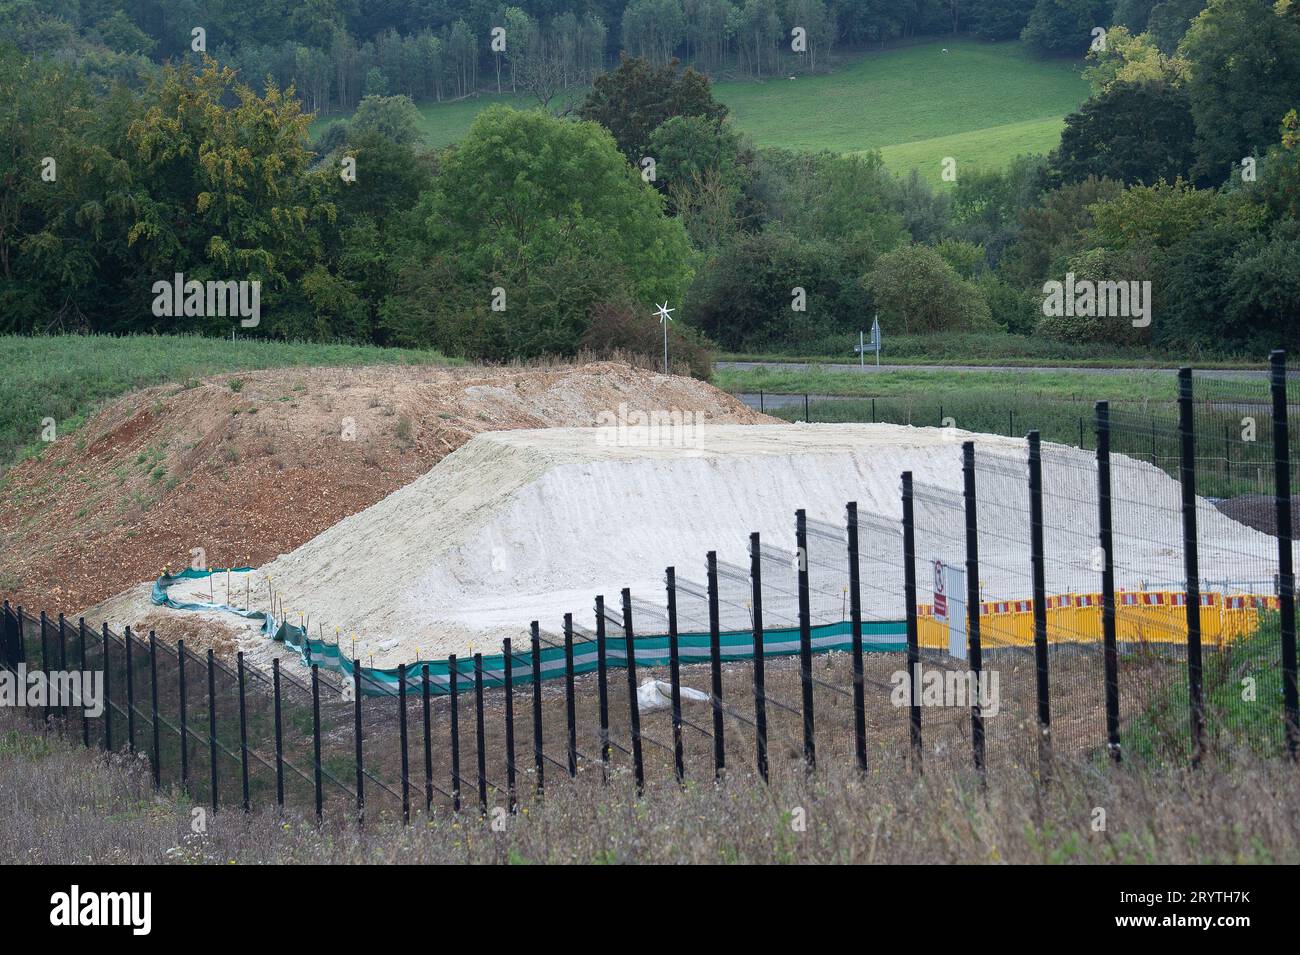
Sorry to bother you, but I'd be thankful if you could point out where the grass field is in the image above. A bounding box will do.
[0,335,456,469]
[716,365,1177,402]
[718,330,1260,367]
[312,40,1088,183]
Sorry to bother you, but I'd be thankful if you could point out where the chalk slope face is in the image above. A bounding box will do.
[167,423,1279,666]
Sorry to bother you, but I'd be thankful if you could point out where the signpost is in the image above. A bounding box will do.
[855,316,882,367]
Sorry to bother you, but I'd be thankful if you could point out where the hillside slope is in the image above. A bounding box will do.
[0,362,768,616]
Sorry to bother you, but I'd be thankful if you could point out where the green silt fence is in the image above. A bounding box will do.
[153,568,907,697]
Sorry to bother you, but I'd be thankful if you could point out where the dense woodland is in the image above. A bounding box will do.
[1,0,1299,365]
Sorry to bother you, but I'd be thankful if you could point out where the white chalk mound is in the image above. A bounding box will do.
[161,423,1278,666]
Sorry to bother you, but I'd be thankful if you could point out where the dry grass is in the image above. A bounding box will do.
[3,703,1297,865]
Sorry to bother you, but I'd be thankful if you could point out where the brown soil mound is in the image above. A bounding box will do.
[1213,494,1295,537]
[0,362,770,616]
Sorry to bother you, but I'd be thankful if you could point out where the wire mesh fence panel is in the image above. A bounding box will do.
[148,639,185,795]
[274,662,355,815]
[910,478,977,763]
[1106,408,1196,764]
[78,621,107,750]
[850,507,917,765]
[235,659,290,812]
[1189,373,1293,759]
[970,445,1042,770]
[1036,443,1109,761]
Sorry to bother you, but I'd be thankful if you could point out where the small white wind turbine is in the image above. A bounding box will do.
[653,302,675,374]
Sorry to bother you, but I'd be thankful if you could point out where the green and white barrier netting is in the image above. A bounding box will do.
[153,568,907,696]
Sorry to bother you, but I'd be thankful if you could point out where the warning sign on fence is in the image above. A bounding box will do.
[933,559,948,621]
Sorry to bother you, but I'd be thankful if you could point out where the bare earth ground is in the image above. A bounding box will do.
[0,362,769,621]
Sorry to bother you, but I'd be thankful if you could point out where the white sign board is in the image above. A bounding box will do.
[945,564,967,660]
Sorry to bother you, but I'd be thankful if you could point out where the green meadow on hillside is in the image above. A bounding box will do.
[312,40,1088,182]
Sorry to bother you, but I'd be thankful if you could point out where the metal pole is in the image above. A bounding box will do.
[103,623,112,752]
[846,502,867,772]
[474,653,488,813]
[595,597,611,782]
[272,658,284,809]
[530,623,544,799]
[399,663,410,824]
[666,567,685,785]
[149,632,160,789]
[39,611,49,723]
[750,532,769,783]
[621,588,645,795]
[423,664,433,813]
[1027,431,1052,776]
[795,509,816,770]
[562,614,577,778]
[125,625,135,752]
[1096,401,1122,762]
[961,442,986,776]
[351,659,365,824]
[503,641,517,811]
[237,651,250,812]
[79,619,90,748]
[901,472,922,764]
[449,653,461,812]
[1178,367,1205,766]
[706,552,725,780]
[207,649,218,812]
[1271,350,1298,758]
[311,663,322,821]
[177,640,188,784]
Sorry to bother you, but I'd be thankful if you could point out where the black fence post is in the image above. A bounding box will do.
[311,663,322,822]
[961,442,986,777]
[207,649,218,812]
[666,567,685,786]
[562,614,577,779]
[474,653,488,813]
[102,623,112,752]
[57,614,68,722]
[1177,367,1205,766]
[399,663,410,824]
[795,509,816,771]
[79,618,90,748]
[149,631,160,790]
[353,659,364,824]
[846,502,867,773]
[621,588,645,795]
[1271,350,1299,758]
[1096,401,1122,763]
[1027,431,1052,778]
[16,605,26,667]
[422,664,433,813]
[177,640,188,786]
[529,623,544,799]
[706,552,725,780]
[503,641,517,812]
[124,625,135,752]
[750,532,769,783]
[39,611,49,722]
[901,472,922,765]
[237,651,250,812]
[595,597,611,782]
[449,653,461,812]
[272,658,284,810]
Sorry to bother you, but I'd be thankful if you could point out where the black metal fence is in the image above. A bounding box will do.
[3,356,1297,820]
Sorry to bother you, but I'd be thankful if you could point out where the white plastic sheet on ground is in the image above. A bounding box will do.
[637,678,710,711]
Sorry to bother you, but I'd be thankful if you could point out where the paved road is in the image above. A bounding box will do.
[718,360,1293,380]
